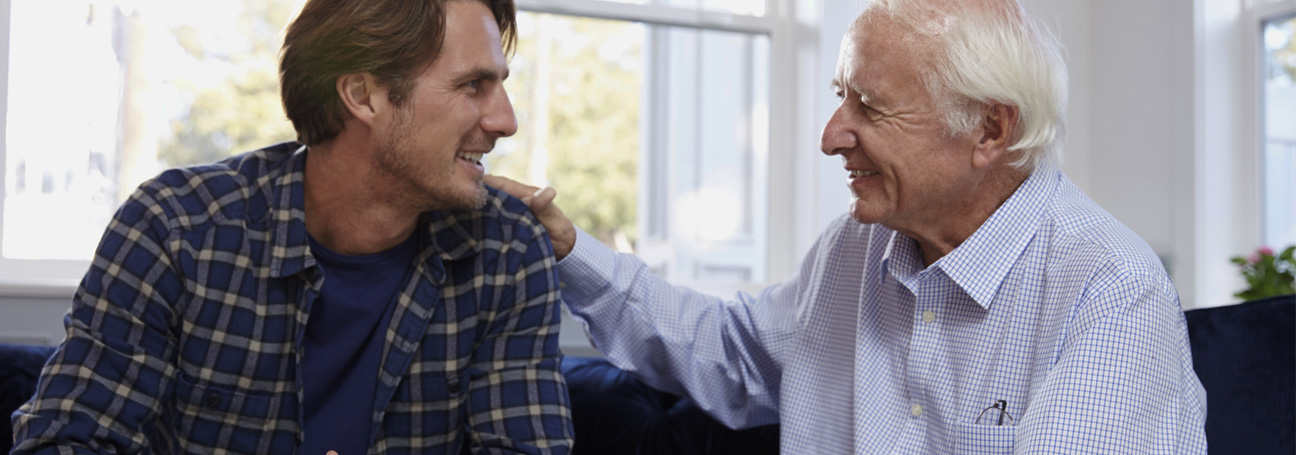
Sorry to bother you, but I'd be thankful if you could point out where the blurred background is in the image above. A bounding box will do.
[0,0,1292,348]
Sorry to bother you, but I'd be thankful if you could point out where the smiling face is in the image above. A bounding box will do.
[373,0,516,212]
[820,14,983,231]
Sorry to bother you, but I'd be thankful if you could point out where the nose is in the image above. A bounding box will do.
[820,104,857,156]
[482,84,518,138]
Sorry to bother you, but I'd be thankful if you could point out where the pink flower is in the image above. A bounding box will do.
[1258,246,1275,256]
[1248,254,1260,263]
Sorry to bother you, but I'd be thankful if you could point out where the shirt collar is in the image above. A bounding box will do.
[881,229,923,287]
[934,163,1059,309]
[266,143,312,279]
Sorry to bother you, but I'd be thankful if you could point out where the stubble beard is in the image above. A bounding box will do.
[376,110,489,213]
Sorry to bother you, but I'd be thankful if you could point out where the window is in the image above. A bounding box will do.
[1,0,300,291]
[1260,9,1295,249]
[492,2,772,283]
[0,0,799,292]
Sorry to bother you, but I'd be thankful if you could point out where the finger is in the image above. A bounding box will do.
[482,174,539,200]
[481,175,575,259]
[326,451,339,455]
[523,187,575,259]
[524,187,563,222]
[530,186,557,210]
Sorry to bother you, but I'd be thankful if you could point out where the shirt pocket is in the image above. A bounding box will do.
[951,421,1015,454]
[387,370,470,440]
[172,371,284,454]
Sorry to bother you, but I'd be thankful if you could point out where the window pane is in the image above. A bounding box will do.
[493,11,770,282]
[4,1,120,260]
[3,0,297,261]
[494,12,645,250]
[646,25,769,282]
[1262,13,1296,248]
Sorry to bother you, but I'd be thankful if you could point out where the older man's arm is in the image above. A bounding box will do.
[486,174,805,430]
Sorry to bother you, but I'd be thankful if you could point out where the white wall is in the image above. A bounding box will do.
[1057,0,1211,307]
[1027,0,1248,309]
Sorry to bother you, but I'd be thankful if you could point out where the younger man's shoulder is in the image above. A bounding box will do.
[140,141,299,198]
[429,185,553,258]
[122,142,303,229]
[480,184,543,230]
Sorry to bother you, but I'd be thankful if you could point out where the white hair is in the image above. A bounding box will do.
[862,0,1068,169]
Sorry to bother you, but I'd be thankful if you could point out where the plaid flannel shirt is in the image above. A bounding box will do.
[11,143,574,455]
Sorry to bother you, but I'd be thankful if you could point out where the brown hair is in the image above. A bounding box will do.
[280,0,517,145]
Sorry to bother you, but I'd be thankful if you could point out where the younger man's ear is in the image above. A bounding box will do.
[335,73,385,126]
[971,103,1018,169]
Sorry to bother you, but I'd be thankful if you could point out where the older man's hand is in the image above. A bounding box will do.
[483,175,576,259]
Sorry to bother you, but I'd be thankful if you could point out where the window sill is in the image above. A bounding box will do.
[0,279,78,299]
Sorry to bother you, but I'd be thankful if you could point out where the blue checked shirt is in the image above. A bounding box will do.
[11,143,574,455]
[559,164,1208,454]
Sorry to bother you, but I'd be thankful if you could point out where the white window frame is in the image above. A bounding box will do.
[0,0,825,298]
[1250,1,1295,248]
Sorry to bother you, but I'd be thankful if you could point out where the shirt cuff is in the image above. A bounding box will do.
[556,227,620,304]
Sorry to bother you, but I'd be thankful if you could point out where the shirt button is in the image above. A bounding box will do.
[910,403,923,417]
[205,392,222,409]
[922,310,935,324]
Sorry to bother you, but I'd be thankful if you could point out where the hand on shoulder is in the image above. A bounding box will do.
[483,175,576,259]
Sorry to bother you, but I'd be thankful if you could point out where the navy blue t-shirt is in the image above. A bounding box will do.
[301,232,418,455]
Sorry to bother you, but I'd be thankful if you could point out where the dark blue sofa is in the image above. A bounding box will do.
[4,295,1292,454]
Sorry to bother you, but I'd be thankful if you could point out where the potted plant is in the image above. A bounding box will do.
[1230,245,1296,301]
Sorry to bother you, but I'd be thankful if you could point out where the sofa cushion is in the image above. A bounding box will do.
[1,344,56,455]
[560,357,779,455]
[1184,294,1295,455]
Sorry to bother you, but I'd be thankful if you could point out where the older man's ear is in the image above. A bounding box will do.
[971,103,1019,169]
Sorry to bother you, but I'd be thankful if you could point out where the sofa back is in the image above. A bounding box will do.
[1184,294,1295,454]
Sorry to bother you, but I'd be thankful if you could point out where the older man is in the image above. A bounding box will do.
[12,0,573,453]
[489,0,1207,452]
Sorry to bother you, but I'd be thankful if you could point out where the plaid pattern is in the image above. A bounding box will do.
[11,143,573,455]
[559,164,1207,454]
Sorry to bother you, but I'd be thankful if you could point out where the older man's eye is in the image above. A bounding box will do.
[858,103,886,120]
